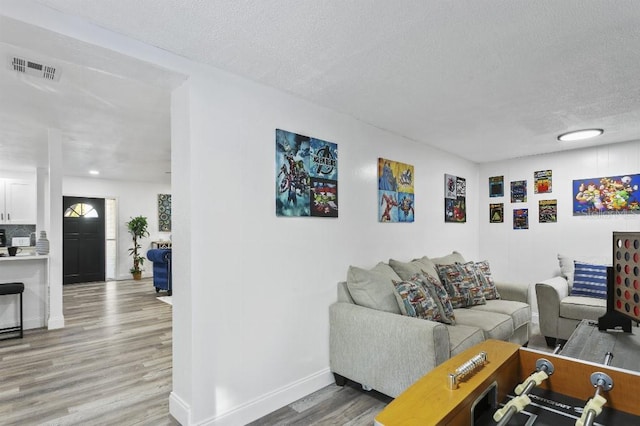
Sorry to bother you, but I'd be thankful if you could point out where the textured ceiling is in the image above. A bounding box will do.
[3,1,640,182]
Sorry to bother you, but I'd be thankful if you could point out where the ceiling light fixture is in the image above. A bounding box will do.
[557,129,603,142]
[89,170,100,175]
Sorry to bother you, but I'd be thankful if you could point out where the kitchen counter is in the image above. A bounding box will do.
[0,254,48,261]
[0,255,48,330]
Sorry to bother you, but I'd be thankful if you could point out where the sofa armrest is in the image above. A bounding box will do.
[329,302,449,397]
[495,281,530,304]
[535,276,570,340]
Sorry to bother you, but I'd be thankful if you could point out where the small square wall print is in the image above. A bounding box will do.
[511,180,527,203]
[513,208,529,229]
[534,170,552,194]
[489,176,504,197]
[445,174,466,223]
[539,199,557,223]
[158,194,172,231]
[490,203,504,223]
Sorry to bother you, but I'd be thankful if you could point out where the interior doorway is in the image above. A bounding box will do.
[62,196,106,284]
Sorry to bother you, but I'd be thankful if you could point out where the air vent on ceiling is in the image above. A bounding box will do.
[8,55,61,81]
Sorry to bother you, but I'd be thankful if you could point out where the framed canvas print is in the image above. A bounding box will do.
[539,199,557,223]
[573,174,640,216]
[511,180,527,203]
[276,129,338,217]
[534,170,552,194]
[378,158,414,222]
[445,174,466,223]
[490,203,504,223]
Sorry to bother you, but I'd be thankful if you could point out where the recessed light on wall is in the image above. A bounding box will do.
[557,129,603,142]
[89,170,100,175]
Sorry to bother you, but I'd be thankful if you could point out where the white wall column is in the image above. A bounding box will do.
[47,128,64,329]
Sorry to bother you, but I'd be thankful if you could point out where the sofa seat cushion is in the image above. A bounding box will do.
[469,300,531,331]
[560,296,607,321]
[446,323,485,357]
[453,309,514,341]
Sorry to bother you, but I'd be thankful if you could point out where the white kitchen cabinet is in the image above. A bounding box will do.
[0,179,36,224]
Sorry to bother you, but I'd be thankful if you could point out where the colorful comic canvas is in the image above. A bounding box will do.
[276,129,338,217]
[445,174,466,223]
[534,170,552,194]
[378,158,414,222]
[573,174,640,215]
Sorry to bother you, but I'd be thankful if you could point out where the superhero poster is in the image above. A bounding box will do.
[378,158,414,223]
[445,174,466,223]
[573,174,640,216]
[276,129,338,217]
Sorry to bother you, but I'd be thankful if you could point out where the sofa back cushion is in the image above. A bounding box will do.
[346,263,401,314]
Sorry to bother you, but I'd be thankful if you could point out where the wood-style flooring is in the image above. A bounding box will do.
[0,279,552,426]
[0,279,178,426]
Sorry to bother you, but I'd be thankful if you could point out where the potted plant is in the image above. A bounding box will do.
[126,215,149,280]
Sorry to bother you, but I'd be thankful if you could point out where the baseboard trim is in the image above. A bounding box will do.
[170,391,191,425]
[47,315,65,329]
[198,368,334,426]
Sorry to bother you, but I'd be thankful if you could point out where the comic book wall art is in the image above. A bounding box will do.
[489,176,504,197]
[490,203,504,223]
[445,174,466,223]
[534,170,552,194]
[539,199,557,223]
[513,208,529,229]
[378,158,414,223]
[573,174,640,216]
[276,129,338,217]
[511,180,527,203]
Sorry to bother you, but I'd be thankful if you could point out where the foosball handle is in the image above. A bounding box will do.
[493,394,531,423]
[515,370,549,395]
[575,394,607,426]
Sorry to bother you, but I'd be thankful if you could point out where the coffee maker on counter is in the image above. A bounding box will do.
[0,229,6,247]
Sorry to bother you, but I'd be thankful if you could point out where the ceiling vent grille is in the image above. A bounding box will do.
[8,55,61,81]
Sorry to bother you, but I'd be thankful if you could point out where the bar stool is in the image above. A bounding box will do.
[0,282,24,340]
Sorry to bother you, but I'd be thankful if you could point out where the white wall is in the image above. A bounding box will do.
[177,69,480,424]
[4,3,480,425]
[63,177,171,280]
[479,140,640,314]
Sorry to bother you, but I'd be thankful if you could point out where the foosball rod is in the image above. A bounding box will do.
[494,358,555,426]
[576,352,614,426]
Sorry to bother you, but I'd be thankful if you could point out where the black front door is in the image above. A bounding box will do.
[63,196,106,284]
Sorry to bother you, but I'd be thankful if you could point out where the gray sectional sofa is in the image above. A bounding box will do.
[329,251,531,398]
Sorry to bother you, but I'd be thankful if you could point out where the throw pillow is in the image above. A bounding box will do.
[388,258,425,280]
[392,279,445,323]
[346,265,401,314]
[436,263,487,308]
[474,260,501,300]
[418,271,456,324]
[571,261,608,299]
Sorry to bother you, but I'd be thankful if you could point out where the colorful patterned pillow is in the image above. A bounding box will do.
[571,261,608,299]
[436,263,486,307]
[474,260,501,300]
[417,272,456,324]
[392,279,445,322]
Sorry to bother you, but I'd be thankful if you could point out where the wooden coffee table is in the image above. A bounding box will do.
[560,319,640,372]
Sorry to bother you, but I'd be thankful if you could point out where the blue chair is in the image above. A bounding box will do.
[146,249,172,296]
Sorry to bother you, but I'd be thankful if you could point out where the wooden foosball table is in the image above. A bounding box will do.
[374,340,640,425]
